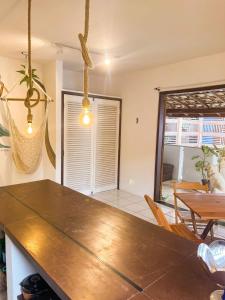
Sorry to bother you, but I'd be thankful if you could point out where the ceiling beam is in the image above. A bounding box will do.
[166,107,225,116]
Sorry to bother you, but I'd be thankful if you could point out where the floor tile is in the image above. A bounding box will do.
[122,203,145,213]
[135,200,150,210]
[116,198,142,207]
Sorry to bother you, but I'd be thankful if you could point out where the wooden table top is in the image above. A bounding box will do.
[175,192,225,220]
[0,180,220,299]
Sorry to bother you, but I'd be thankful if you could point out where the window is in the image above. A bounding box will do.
[164,117,225,147]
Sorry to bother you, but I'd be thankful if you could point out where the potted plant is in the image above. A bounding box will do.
[192,145,213,185]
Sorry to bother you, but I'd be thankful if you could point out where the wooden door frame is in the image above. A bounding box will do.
[153,84,225,202]
[61,91,122,189]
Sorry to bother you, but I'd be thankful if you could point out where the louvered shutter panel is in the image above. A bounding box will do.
[93,99,120,193]
[64,95,93,194]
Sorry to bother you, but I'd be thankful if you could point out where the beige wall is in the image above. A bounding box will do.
[115,51,225,198]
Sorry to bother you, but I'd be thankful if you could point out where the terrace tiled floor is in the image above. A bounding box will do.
[93,189,225,240]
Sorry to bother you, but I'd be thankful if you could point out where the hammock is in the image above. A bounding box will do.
[5,100,48,174]
[0,78,55,172]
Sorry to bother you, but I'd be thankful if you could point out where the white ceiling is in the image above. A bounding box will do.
[1,0,225,73]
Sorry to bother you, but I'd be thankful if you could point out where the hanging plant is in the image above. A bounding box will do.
[17,65,42,88]
[17,64,56,168]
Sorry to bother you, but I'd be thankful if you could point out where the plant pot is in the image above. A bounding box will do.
[201,178,210,186]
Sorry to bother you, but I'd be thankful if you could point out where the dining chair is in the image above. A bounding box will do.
[173,181,212,237]
[144,194,202,243]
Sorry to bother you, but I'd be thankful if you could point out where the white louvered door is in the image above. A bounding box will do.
[63,94,120,195]
[64,94,94,194]
[93,98,120,193]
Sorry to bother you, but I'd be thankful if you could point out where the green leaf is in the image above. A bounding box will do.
[20,77,28,85]
[195,161,203,168]
[17,70,26,75]
[33,78,46,92]
[192,155,200,160]
[0,124,10,137]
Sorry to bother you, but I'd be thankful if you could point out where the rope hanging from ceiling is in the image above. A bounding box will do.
[79,0,93,110]
[25,0,40,125]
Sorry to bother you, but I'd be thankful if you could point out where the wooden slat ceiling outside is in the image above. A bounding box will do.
[165,87,225,117]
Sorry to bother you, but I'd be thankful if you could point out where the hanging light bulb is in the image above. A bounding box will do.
[79,84,94,127]
[27,121,33,134]
[27,111,33,134]
[79,107,93,127]
[104,57,111,65]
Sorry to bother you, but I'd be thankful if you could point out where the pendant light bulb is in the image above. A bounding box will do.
[104,57,111,65]
[79,107,93,127]
[27,112,33,134]
[27,121,33,134]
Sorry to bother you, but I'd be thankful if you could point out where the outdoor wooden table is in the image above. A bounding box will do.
[0,180,222,299]
[175,192,225,239]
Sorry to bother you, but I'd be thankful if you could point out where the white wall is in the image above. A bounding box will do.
[164,145,204,182]
[182,147,202,182]
[0,56,45,186]
[42,60,63,182]
[63,69,120,97]
[114,51,225,198]
[163,145,180,179]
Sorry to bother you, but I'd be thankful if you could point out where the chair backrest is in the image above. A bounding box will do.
[173,181,209,193]
[144,195,172,232]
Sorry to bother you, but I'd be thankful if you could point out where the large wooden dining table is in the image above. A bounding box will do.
[0,180,223,299]
[175,192,225,239]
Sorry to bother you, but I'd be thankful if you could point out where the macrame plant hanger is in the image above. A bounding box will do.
[0,0,55,174]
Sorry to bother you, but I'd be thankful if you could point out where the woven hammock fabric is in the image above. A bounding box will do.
[5,102,48,174]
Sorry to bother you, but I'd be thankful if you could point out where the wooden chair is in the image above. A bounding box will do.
[144,194,202,243]
[173,181,213,237]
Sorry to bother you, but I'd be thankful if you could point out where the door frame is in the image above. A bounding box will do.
[153,83,225,202]
[61,91,122,189]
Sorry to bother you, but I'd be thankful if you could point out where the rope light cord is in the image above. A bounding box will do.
[84,0,89,42]
[79,0,93,109]
[25,0,40,125]
[28,0,32,90]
